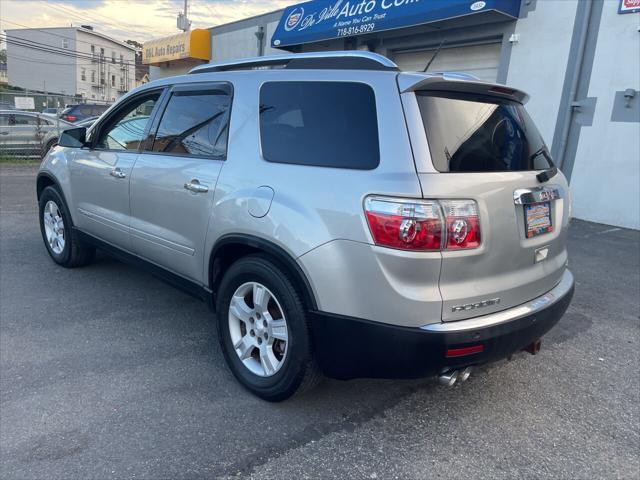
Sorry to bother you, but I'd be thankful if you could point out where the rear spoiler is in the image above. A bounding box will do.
[397,72,529,104]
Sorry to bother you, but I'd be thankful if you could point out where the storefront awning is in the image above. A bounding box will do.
[143,29,211,65]
[272,0,521,49]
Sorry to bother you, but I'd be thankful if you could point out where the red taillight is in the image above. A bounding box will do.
[364,197,480,251]
[365,198,442,251]
[63,115,77,122]
[441,200,481,250]
[445,344,484,358]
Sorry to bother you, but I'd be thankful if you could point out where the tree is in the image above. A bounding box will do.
[124,40,143,50]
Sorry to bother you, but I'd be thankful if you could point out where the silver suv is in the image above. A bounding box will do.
[37,52,574,401]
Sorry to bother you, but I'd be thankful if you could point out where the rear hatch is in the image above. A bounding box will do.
[400,73,570,321]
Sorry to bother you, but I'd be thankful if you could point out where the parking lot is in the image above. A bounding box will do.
[1,162,638,479]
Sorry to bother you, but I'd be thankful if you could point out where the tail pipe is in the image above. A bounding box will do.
[523,339,542,355]
[438,367,473,387]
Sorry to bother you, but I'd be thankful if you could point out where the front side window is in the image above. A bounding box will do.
[94,93,159,151]
[259,81,380,169]
[151,86,231,159]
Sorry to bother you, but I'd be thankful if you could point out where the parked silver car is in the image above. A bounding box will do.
[0,110,71,157]
[41,116,99,157]
[37,52,574,401]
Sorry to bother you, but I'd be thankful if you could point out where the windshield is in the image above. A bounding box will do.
[417,92,553,173]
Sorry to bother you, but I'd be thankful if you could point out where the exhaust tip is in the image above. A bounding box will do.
[523,339,542,355]
[438,370,459,387]
[459,366,473,382]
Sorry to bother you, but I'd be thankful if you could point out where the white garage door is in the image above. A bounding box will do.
[393,43,502,83]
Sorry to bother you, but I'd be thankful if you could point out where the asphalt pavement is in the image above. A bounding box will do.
[1,163,638,479]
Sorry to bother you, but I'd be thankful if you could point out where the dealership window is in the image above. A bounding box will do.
[111,75,116,87]
[119,53,124,65]
[81,68,86,81]
[100,72,105,85]
[111,51,116,64]
[260,81,379,169]
[100,47,105,57]
[151,87,231,159]
[91,70,96,83]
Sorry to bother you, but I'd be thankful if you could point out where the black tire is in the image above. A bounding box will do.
[42,139,57,158]
[216,254,320,401]
[38,185,95,268]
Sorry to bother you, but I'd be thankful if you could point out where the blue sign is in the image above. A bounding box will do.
[272,0,521,48]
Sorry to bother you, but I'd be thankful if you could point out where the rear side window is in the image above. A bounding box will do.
[152,87,231,159]
[417,92,552,172]
[260,81,379,169]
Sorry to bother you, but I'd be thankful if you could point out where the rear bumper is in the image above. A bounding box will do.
[309,270,574,380]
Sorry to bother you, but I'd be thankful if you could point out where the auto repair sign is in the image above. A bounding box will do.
[619,0,640,13]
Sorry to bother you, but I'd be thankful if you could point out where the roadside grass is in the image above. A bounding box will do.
[0,153,41,166]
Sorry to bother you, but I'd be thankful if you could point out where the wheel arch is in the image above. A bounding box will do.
[37,172,63,201]
[209,234,318,312]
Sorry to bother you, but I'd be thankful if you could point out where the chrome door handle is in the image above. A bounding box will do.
[184,179,209,193]
[110,167,126,179]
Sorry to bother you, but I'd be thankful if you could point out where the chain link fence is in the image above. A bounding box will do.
[0,91,112,113]
[0,92,114,160]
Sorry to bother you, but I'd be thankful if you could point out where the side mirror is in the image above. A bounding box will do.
[58,127,87,148]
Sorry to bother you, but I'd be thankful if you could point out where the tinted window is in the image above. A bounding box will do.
[95,94,159,151]
[260,82,379,169]
[92,105,108,116]
[151,88,231,158]
[416,92,552,172]
[8,114,38,126]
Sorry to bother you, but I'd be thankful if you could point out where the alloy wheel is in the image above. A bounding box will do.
[228,282,289,377]
[43,200,65,254]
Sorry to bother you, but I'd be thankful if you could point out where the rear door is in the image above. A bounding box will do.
[130,82,231,283]
[405,83,570,321]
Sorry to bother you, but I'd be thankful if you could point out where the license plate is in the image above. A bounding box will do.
[524,202,553,238]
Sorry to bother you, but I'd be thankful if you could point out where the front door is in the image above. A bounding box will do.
[69,91,163,250]
[130,82,232,283]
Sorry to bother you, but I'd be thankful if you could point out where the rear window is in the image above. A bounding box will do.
[260,81,379,170]
[417,92,552,173]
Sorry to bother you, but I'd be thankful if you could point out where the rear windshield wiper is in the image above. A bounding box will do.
[528,147,558,183]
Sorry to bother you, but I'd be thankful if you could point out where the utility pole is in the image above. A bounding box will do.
[177,0,191,32]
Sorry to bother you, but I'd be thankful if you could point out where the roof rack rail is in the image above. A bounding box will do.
[189,51,399,74]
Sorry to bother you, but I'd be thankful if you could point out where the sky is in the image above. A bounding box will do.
[0,0,292,44]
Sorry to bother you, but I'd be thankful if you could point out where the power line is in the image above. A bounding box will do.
[1,33,138,66]
[0,18,140,51]
[6,53,149,70]
[39,1,163,37]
